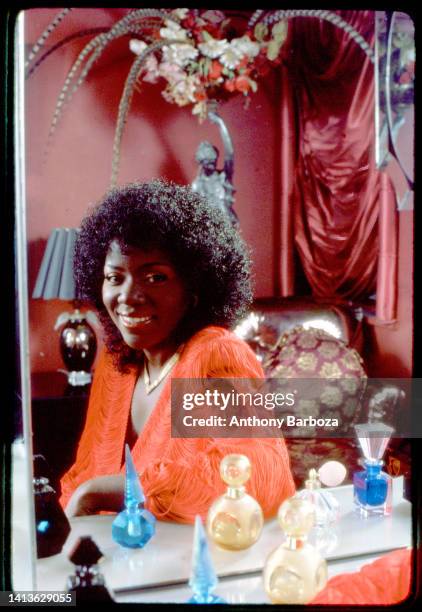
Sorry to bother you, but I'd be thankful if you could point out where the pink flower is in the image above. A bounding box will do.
[159,62,185,82]
[142,55,160,83]
[208,60,223,80]
[234,75,251,93]
[399,71,411,85]
[224,79,236,92]
[201,10,226,24]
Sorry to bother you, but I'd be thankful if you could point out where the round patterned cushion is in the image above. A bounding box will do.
[264,325,367,430]
[265,325,365,379]
[263,326,367,485]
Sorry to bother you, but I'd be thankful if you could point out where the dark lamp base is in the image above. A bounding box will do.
[58,369,92,387]
[59,311,97,382]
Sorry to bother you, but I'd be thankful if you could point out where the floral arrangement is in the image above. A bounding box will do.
[129,9,288,120]
[27,8,374,186]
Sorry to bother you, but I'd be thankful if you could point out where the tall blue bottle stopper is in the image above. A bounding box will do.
[187,515,226,604]
[111,444,156,548]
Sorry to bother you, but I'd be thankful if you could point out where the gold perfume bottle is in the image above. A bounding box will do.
[206,454,263,550]
[263,497,328,604]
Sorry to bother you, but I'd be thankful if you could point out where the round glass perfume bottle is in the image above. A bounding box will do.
[263,497,328,604]
[206,454,263,550]
[296,468,340,555]
[111,445,156,548]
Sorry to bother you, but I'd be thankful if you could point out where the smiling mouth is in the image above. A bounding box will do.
[119,315,154,328]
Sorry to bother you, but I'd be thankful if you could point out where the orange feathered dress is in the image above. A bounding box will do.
[60,326,295,523]
[310,548,412,605]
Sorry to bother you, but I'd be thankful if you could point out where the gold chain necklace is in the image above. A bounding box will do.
[143,351,180,395]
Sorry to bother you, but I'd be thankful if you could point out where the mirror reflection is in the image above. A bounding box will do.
[375,10,414,208]
[14,7,414,604]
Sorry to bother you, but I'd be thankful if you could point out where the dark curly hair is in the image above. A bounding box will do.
[74,179,253,370]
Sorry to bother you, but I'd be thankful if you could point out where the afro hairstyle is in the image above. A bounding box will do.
[74,179,253,370]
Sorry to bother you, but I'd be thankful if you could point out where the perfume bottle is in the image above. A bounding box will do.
[111,444,156,548]
[206,454,263,550]
[66,536,114,602]
[33,455,71,558]
[353,423,394,517]
[187,515,226,604]
[263,497,328,604]
[296,468,340,555]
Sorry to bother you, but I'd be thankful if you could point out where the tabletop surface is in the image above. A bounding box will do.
[34,477,411,600]
[11,439,411,602]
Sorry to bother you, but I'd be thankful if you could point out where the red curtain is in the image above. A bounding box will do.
[280,11,397,322]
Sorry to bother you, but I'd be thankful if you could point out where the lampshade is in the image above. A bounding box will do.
[31,227,97,387]
[32,228,78,300]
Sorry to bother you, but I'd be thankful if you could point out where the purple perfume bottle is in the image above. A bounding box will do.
[353,423,394,517]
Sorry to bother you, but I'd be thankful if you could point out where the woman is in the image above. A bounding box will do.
[60,179,295,522]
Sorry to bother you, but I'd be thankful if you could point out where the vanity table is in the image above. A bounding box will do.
[11,440,411,603]
[32,479,411,604]
[29,372,90,491]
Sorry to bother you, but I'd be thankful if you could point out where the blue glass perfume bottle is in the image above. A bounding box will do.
[111,444,156,548]
[187,515,226,604]
[353,423,394,517]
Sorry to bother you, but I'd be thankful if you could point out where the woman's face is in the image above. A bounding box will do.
[102,241,192,353]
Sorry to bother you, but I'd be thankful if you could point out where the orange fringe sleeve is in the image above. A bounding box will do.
[310,548,412,605]
[59,349,123,508]
[140,327,296,524]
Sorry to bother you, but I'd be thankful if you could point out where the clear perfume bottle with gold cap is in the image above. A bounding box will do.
[263,497,328,604]
[296,467,340,555]
[206,454,263,550]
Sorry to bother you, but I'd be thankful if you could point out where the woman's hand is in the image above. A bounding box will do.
[65,474,125,518]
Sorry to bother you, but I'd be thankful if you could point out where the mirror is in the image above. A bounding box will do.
[13,8,414,599]
[12,10,37,591]
[375,11,414,209]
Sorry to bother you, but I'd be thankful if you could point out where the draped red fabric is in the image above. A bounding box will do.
[376,170,398,321]
[279,64,297,297]
[280,11,397,320]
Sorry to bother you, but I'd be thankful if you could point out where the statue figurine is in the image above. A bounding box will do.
[191,110,238,226]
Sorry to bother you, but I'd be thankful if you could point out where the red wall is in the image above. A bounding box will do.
[24,9,413,377]
[25,8,279,373]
